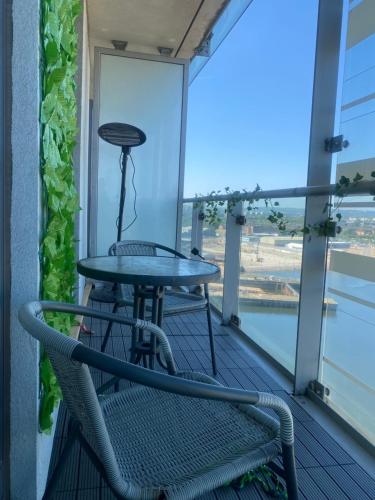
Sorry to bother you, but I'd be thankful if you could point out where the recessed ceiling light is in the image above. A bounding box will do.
[158,47,173,56]
[101,27,109,32]
[112,40,128,51]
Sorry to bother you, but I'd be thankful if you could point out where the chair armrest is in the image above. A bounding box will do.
[135,319,177,374]
[39,301,177,375]
[155,243,187,259]
[178,370,293,445]
[256,393,294,446]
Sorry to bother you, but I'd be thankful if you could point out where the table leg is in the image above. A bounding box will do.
[130,285,167,371]
[139,291,147,367]
[149,286,159,370]
[130,285,141,364]
[157,290,164,328]
[156,287,168,370]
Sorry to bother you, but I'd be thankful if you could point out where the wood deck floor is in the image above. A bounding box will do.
[48,303,375,499]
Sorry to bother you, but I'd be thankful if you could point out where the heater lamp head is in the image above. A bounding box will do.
[98,122,146,148]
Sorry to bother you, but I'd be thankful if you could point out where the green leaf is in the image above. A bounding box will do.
[40,92,58,123]
[43,235,58,258]
[46,11,60,40]
[45,40,59,66]
[61,31,74,53]
[71,1,82,18]
[46,66,66,93]
[339,175,350,186]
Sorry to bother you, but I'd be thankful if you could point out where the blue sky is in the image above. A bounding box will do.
[184,0,319,197]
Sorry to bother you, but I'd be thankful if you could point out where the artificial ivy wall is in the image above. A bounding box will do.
[40,0,81,432]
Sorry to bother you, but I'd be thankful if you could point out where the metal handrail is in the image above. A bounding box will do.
[183,180,375,204]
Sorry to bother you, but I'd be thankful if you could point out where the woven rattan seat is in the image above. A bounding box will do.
[102,376,279,496]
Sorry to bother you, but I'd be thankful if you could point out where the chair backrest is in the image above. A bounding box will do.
[109,241,203,294]
[18,302,125,494]
[109,240,186,259]
[109,240,157,257]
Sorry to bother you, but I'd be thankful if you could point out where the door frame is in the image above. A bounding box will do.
[1,0,12,497]
[88,47,189,256]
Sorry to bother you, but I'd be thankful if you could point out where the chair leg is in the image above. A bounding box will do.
[101,302,119,352]
[282,443,299,500]
[77,432,124,499]
[206,306,217,376]
[78,432,107,475]
[149,287,160,370]
[130,287,141,363]
[204,285,217,376]
[42,423,79,500]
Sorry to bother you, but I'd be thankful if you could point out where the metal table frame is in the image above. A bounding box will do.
[77,256,220,369]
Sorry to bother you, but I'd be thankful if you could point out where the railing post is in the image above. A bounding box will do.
[191,202,204,257]
[294,0,343,395]
[222,201,243,325]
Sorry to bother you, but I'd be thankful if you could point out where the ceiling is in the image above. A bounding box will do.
[87,0,228,59]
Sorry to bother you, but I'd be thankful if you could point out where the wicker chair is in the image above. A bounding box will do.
[90,240,217,375]
[19,301,299,500]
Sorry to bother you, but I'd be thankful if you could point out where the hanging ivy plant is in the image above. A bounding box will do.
[195,172,375,238]
[40,0,81,433]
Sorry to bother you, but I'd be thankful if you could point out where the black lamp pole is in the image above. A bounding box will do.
[117,145,130,242]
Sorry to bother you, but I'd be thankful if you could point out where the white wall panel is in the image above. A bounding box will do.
[93,51,187,255]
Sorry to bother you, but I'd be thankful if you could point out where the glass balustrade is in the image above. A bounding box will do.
[320,198,375,445]
[201,203,227,312]
[318,0,375,445]
[238,198,305,373]
[180,0,375,448]
[180,203,193,257]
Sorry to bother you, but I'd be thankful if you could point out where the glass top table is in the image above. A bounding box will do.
[77,255,220,368]
[77,255,220,287]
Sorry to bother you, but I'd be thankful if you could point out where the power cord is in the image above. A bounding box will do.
[122,153,138,232]
[115,150,138,234]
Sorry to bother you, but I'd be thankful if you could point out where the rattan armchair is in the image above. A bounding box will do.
[19,301,298,500]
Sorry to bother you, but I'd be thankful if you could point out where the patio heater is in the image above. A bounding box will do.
[88,122,147,311]
[98,122,146,242]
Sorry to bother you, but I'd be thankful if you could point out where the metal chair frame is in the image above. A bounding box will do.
[93,240,217,375]
[19,301,299,500]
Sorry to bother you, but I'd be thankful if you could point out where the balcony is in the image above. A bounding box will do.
[3,0,375,499]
